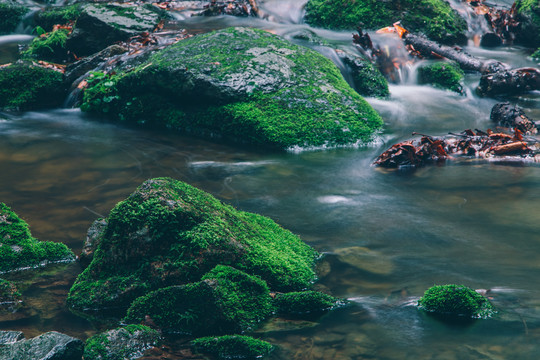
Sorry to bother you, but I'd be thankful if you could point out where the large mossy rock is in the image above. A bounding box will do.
[515,0,540,48]
[0,331,83,360]
[80,27,383,150]
[83,325,160,360]
[67,177,317,311]
[0,63,66,111]
[0,0,28,34]
[0,203,74,272]
[124,265,274,335]
[418,284,495,319]
[304,0,467,45]
[66,3,163,56]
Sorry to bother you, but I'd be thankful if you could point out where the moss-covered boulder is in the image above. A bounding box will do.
[83,325,160,360]
[0,63,66,111]
[67,177,317,311]
[338,51,389,98]
[33,5,82,32]
[304,0,467,45]
[274,290,341,316]
[0,0,28,34]
[66,3,163,56]
[0,203,74,272]
[80,27,383,150]
[515,0,540,48]
[418,284,495,319]
[192,335,273,360]
[417,61,464,94]
[22,29,70,63]
[124,266,273,335]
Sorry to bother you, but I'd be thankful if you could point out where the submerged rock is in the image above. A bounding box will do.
[334,246,394,275]
[66,3,164,57]
[0,331,83,360]
[0,63,67,111]
[0,202,75,273]
[83,325,160,360]
[0,0,28,34]
[274,290,342,316]
[80,27,383,150]
[304,0,467,45]
[67,177,317,311]
[124,265,274,335]
[0,279,21,312]
[417,61,464,94]
[418,284,495,319]
[192,335,273,360]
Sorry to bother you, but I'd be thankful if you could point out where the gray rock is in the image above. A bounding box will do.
[0,331,83,360]
[67,3,162,56]
[78,218,107,268]
[0,331,24,345]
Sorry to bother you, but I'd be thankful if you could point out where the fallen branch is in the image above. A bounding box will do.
[477,67,540,97]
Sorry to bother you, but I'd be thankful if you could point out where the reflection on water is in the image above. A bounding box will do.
[1,0,540,358]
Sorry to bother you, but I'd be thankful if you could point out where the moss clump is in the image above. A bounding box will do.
[0,279,21,304]
[304,0,467,44]
[418,284,495,319]
[0,203,75,273]
[341,54,389,98]
[274,291,340,315]
[532,48,540,59]
[0,63,66,111]
[0,1,28,34]
[83,325,160,360]
[33,5,81,32]
[192,335,273,360]
[417,61,464,94]
[124,266,273,334]
[81,27,383,150]
[515,0,540,47]
[67,177,317,311]
[22,29,70,63]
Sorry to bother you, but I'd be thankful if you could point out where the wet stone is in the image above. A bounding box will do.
[334,246,394,275]
[0,331,83,360]
[0,331,24,345]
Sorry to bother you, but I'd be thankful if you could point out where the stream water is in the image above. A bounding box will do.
[1,0,540,359]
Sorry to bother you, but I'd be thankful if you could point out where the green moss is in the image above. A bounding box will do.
[33,5,81,32]
[192,335,273,360]
[515,0,540,47]
[21,29,70,62]
[418,284,495,319]
[81,27,383,150]
[0,279,21,302]
[0,203,74,273]
[124,266,273,334]
[274,291,341,315]
[532,48,540,58]
[343,56,389,98]
[0,63,66,111]
[304,0,467,44]
[67,178,317,312]
[417,61,464,94]
[0,2,28,34]
[83,325,160,360]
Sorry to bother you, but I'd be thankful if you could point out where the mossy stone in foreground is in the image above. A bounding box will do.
[83,325,160,360]
[417,61,464,94]
[0,203,74,273]
[0,63,66,111]
[67,177,317,311]
[274,291,341,316]
[81,27,383,150]
[124,266,273,335]
[304,0,467,44]
[418,284,495,319]
[192,335,273,360]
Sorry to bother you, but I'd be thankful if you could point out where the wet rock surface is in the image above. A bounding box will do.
[0,331,83,360]
[84,325,160,360]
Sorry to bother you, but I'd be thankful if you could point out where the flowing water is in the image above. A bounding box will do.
[1,0,540,358]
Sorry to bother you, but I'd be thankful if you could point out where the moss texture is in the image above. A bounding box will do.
[304,0,467,44]
[67,177,317,312]
[81,27,383,150]
[0,203,74,273]
[33,5,82,32]
[417,61,464,94]
[0,1,28,34]
[0,279,21,304]
[515,0,540,47]
[83,325,160,360]
[274,291,340,315]
[22,29,70,63]
[124,266,273,335]
[192,335,273,360]
[418,284,495,319]
[0,63,66,111]
[341,54,389,98]
[532,48,540,58]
